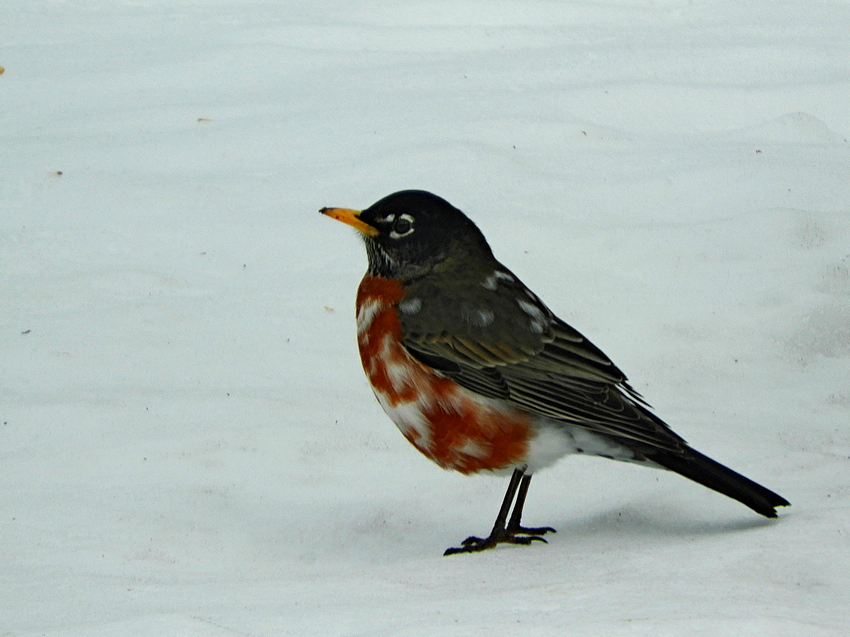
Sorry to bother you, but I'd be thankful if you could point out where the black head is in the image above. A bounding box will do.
[321,190,493,280]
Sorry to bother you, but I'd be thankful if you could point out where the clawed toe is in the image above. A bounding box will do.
[507,533,549,545]
[509,525,556,537]
[443,469,557,556]
[460,535,486,546]
[445,536,495,555]
[444,525,557,555]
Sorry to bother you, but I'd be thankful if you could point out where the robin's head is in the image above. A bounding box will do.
[321,190,493,280]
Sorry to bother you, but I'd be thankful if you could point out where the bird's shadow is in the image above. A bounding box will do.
[543,505,782,541]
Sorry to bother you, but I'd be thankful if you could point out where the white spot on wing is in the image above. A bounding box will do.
[517,299,548,334]
[465,308,495,327]
[398,297,422,315]
[481,270,515,291]
[477,309,495,326]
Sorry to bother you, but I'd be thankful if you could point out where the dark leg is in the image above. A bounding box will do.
[444,469,556,556]
[506,473,557,537]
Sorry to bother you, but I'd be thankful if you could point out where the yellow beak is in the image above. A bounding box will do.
[319,207,380,237]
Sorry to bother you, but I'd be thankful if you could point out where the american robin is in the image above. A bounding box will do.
[320,190,789,555]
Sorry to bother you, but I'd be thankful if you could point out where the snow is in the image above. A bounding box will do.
[2,1,849,635]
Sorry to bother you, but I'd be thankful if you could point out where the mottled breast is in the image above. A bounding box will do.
[355,275,533,474]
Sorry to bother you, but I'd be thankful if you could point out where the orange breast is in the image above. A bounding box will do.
[355,275,532,474]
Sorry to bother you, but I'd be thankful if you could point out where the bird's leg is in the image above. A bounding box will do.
[444,469,555,555]
[506,473,557,538]
[444,468,522,555]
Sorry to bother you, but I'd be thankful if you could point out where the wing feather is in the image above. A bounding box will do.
[400,293,684,451]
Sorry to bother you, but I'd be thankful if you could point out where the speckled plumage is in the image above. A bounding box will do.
[321,190,789,555]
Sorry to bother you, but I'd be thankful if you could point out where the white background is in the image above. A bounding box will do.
[2,1,849,635]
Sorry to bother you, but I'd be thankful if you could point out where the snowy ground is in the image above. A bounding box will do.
[2,1,850,635]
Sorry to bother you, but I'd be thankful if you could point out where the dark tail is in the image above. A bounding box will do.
[647,447,790,518]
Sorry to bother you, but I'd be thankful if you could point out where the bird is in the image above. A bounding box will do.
[319,190,789,555]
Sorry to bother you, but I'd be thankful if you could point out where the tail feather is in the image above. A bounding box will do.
[647,447,790,518]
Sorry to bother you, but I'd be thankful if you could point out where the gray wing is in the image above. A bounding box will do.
[399,273,687,452]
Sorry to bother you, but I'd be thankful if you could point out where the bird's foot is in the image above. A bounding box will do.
[443,525,556,555]
[509,524,557,537]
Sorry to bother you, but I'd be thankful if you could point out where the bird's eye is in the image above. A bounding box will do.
[389,215,414,239]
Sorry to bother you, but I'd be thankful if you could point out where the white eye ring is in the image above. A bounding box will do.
[389,213,415,239]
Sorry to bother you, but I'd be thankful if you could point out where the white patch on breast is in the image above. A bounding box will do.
[454,438,490,459]
[356,298,383,336]
[373,388,434,449]
[362,322,437,448]
[381,334,414,392]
